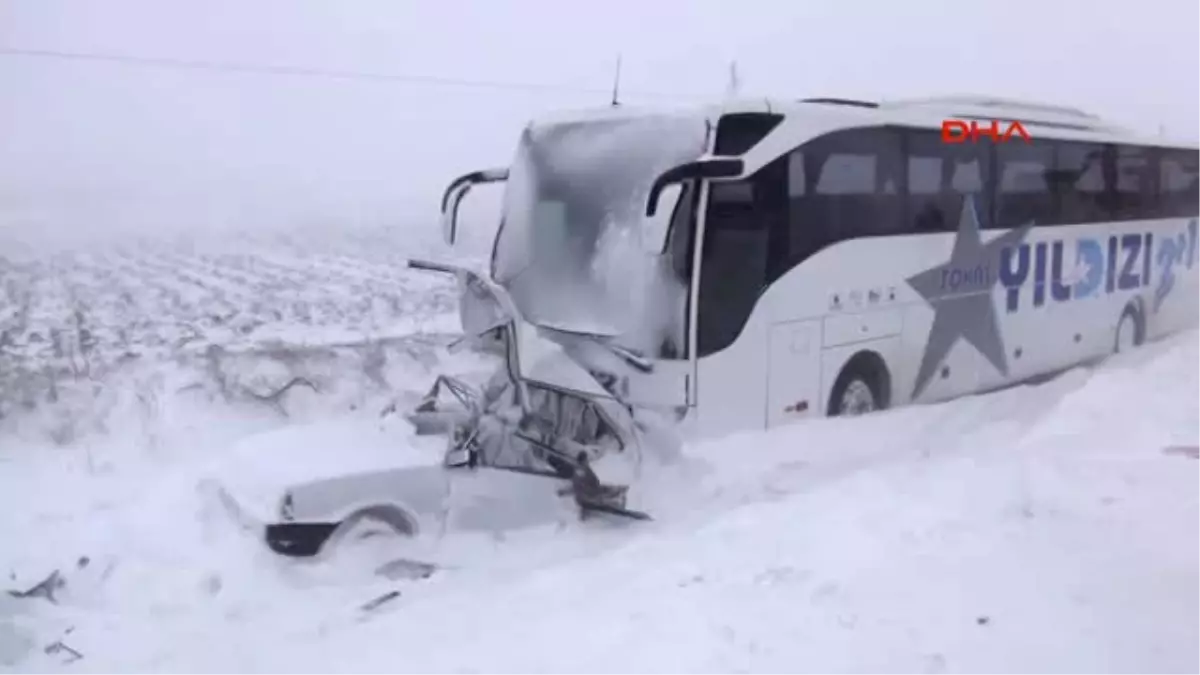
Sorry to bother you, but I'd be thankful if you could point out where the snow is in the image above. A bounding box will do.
[1,235,1197,673]
[491,111,706,351]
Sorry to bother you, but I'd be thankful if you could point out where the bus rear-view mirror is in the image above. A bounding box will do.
[644,158,744,218]
[439,169,509,246]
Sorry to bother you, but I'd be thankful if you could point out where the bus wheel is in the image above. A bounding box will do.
[1114,303,1144,354]
[828,352,890,417]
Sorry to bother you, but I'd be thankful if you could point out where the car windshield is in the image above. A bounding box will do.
[491,111,707,349]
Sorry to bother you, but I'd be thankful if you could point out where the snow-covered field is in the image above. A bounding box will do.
[0,227,479,444]
[0,233,1197,673]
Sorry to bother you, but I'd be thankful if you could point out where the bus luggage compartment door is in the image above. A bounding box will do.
[766,319,823,427]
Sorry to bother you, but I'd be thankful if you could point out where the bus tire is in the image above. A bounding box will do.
[827,352,891,417]
[1114,302,1144,354]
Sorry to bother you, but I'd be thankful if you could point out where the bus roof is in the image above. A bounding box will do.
[519,95,1197,161]
[706,94,1199,150]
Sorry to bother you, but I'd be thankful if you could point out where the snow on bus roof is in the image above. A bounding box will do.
[528,103,702,128]
[523,96,1198,150]
[774,95,1199,149]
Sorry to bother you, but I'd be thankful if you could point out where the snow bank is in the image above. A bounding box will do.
[2,329,1195,672]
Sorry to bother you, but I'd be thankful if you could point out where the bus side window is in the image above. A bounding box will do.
[1111,145,1157,221]
[787,127,903,266]
[1159,149,1199,219]
[995,139,1054,228]
[905,130,991,231]
[666,180,698,283]
[1054,142,1108,225]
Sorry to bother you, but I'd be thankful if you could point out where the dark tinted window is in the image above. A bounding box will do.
[695,156,787,357]
[1159,148,1199,218]
[665,179,699,282]
[786,127,904,266]
[654,179,699,359]
[1110,145,1157,220]
[1052,142,1108,224]
[905,129,992,231]
[995,139,1055,227]
[714,113,784,155]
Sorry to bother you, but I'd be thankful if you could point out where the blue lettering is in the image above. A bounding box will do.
[1118,233,1142,290]
[1000,244,1030,312]
[995,226,1189,318]
[1143,232,1153,286]
[1150,220,1196,313]
[1106,236,1118,293]
[1050,240,1071,302]
[1033,242,1048,307]
[1156,234,1184,313]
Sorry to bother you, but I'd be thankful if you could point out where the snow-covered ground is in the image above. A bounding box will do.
[0,235,1197,673]
[0,228,478,444]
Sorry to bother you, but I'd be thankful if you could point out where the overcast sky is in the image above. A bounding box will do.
[1,0,1197,246]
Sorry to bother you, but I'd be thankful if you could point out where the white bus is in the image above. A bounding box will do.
[441,95,1199,441]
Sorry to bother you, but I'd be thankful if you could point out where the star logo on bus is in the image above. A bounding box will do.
[905,196,1034,401]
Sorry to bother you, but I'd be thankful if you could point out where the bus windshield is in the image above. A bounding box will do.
[491,112,707,350]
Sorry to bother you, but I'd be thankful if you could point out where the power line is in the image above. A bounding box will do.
[0,45,707,101]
